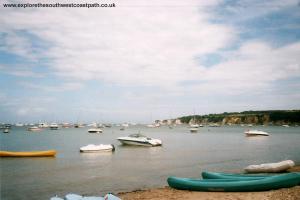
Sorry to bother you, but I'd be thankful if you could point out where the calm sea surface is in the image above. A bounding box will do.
[1,125,300,199]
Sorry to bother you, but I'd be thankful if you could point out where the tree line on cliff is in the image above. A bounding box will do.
[178,110,300,125]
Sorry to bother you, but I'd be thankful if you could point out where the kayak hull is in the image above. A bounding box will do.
[0,150,56,157]
[202,171,270,180]
[168,173,300,192]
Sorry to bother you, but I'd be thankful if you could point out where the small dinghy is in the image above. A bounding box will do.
[167,172,300,192]
[79,144,115,153]
[0,150,56,157]
[244,160,295,173]
[88,128,103,133]
[245,130,269,136]
[189,128,198,133]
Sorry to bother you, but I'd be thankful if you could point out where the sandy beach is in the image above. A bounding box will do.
[119,166,300,200]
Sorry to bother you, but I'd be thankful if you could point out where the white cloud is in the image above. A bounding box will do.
[1,0,236,88]
[0,64,45,78]
[20,81,84,92]
[1,0,300,122]
[188,41,300,95]
[215,0,299,23]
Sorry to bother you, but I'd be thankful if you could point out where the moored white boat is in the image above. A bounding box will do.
[80,144,115,152]
[88,128,103,133]
[190,124,200,128]
[38,122,49,128]
[189,127,198,133]
[62,123,71,128]
[3,128,10,133]
[122,123,129,127]
[27,126,41,131]
[245,130,269,136]
[15,123,24,127]
[50,123,59,130]
[117,133,162,146]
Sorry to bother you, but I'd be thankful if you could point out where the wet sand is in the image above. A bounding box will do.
[118,166,300,200]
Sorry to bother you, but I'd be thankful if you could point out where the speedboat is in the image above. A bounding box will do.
[3,128,10,133]
[190,124,200,128]
[189,127,198,133]
[49,123,59,130]
[80,144,115,152]
[62,123,71,128]
[88,128,103,133]
[245,130,269,137]
[15,123,24,127]
[38,122,49,128]
[117,133,162,146]
[27,126,41,131]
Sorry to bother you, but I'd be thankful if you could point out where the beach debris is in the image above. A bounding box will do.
[50,193,121,200]
[244,160,295,173]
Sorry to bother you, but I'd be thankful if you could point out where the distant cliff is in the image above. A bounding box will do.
[178,110,300,125]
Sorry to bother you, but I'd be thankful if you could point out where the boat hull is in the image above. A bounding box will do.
[167,173,300,192]
[117,139,153,147]
[80,149,113,153]
[202,172,271,180]
[0,150,56,157]
[80,144,115,152]
[246,133,269,137]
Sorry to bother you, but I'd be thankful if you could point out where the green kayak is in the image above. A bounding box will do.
[202,171,272,180]
[167,172,300,192]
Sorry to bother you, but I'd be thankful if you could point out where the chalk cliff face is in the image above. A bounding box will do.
[222,115,270,125]
[177,110,300,125]
[186,114,271,125]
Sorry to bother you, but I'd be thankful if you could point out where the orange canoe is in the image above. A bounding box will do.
[0,150,56,157]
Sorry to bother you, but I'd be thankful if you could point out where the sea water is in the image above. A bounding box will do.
[1,125,300,200]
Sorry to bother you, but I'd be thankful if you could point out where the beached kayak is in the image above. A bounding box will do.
[0,150,56,157]
[167,172,300,192]
[202,171,271,180]
[244,160,295,173]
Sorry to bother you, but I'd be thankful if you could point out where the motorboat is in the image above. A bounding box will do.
[38,122,49,128]
[190,124,200,128]
[15,123,24,127]
[97,124,105,128]
[74,123,85,128]
[88,128,103,133]
[79,144,115,152]
[122,123,129,127]
[50,123,59,130]
[189,127,198,133]
[117,133,162,146]
[104,124,112,128]
[62,123,72,128]
[245,130,269,136]
[209,123,221,127]
[27,126,41,131]
[3,128,10,133]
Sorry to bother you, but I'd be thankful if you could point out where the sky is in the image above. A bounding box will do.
[0,0,300,123]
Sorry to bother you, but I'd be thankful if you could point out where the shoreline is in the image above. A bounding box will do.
[118,166,300,200]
